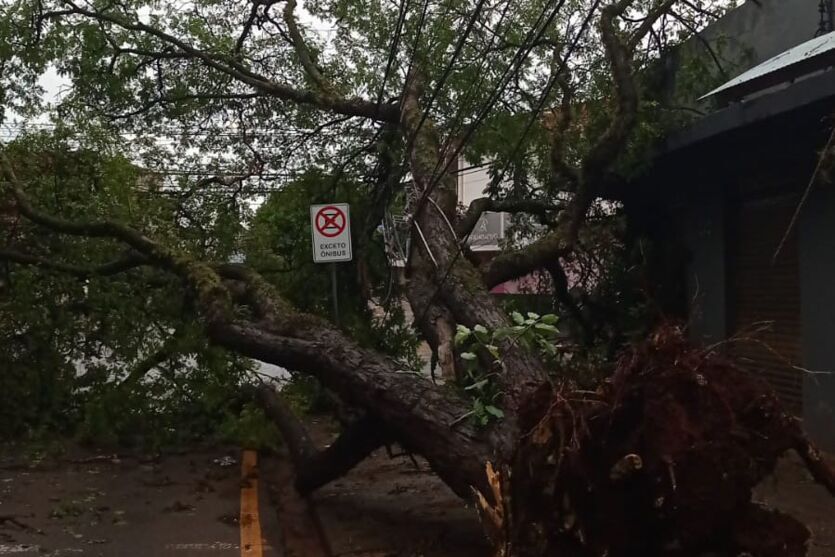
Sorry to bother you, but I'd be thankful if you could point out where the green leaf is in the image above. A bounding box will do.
[473,324,488,335]
[486,344,500,359]
[539,341,558,357]
[484,405,505,419]
[534,323,559,334]
[454,325,471,345]
[460,352,477,361]
[511,311,525,325]
[540,314,559,325]
[527,312,540,320]
[464,378,489,391]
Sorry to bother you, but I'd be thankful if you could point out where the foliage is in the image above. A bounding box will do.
[245,169,422,368]
[218,402,283,451]
[454,311,560,426]
[0,134,259,445]
[279,375,331,416]
[0,132,421,444]
[0,0,740,449]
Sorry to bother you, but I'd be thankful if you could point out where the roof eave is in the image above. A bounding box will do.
[663,68,835,154]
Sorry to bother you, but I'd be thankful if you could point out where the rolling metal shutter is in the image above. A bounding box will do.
[729,194,803,414]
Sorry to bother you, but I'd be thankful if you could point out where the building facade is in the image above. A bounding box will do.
[632,0,835,448]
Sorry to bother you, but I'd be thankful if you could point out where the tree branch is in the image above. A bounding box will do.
[4,152,491,496]
[3,150,492,497]
[282,0,332,94]
[546,259,595,347]
[545,65,580,189]
[1,153,232,322]
[457,197,564,238]
[0,248,148,278]
[108,91,265,120]
[478,1,679,287]
[668,9,728,80]
[627,0,678,51]
[565,0,677,245]
[405,267,460,381]
[47,1,396,122]
[253,383,317,462]
[253,385,389,495]
[118,334,183,390]
[480,228,570,289]
[234,1,266,55]
[214,321,490,497]
[214,262,307,334]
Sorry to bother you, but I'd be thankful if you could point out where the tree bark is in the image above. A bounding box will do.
[210,319,494,498]
[253,385,391,495]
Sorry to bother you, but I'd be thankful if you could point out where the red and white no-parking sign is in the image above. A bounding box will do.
[310,204,352,263]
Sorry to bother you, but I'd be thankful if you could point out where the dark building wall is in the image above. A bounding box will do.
[681,189,728,343]
[632,97,835,448]
[675,179,834,448]
[624,0,835,446]
[798,184,835,448]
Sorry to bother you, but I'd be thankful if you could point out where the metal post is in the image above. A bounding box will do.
[331,262,340,326]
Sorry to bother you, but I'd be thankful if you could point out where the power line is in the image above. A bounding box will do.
[413,0,572,224]
[375,0,411,108]
[0,124,344,139]
[412,0,601,328]
[407,0,492,144]
[491,0,602,189]
[407,0,568,328]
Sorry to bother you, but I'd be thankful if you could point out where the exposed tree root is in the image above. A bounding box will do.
[246,328,833,557]
[479,325,834,557]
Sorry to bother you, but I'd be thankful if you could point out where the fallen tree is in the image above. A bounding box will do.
[1,0,833,555]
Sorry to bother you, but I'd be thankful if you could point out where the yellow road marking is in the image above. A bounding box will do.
[240,449,263,557]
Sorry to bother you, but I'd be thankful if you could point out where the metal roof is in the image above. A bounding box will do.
[700,31,835,100]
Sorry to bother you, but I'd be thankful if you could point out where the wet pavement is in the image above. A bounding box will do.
[755,452,835,557]
[0,447,281,556]
[0,439,831,557]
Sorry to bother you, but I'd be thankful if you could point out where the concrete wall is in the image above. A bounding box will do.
[798,185,835,448]
[667,0,824,109]
[701,0,821,67]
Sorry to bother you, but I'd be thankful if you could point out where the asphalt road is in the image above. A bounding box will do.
[0,447,281,556]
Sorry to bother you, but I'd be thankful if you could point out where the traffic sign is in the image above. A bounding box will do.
[310,204,352,263]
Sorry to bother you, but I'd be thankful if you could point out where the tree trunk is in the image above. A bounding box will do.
[210,318,496,498]
[235,318,832,557]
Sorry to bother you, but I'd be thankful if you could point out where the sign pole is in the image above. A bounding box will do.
[331,262,339,326]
